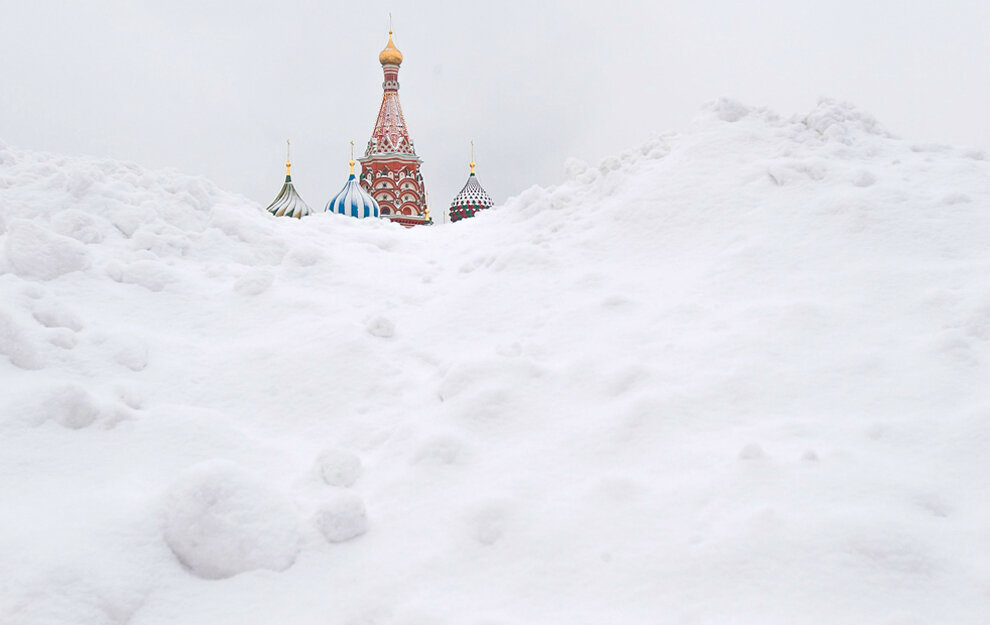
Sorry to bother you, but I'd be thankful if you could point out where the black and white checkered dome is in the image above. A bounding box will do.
[449,173,494,222]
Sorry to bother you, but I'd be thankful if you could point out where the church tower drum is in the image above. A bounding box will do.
[358,29,429,227]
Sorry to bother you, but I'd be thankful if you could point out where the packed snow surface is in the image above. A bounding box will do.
[2,99,990,624]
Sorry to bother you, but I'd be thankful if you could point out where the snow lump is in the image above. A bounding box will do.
[4,219,90,280]
[313,493,368,543]
[162,460,301,579]
[0,309,45,370]
[45,384,102,429]
[317,448,362,487]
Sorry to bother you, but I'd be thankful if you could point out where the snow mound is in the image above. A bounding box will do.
[2,99,990,623]
[162,461,301,579]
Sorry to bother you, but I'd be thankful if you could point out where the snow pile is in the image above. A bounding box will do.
[2,99,990,624]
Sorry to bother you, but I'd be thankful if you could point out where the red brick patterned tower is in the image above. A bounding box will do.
[358,30,429,227]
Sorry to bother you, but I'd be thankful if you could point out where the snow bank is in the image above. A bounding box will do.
[2,98,990,624]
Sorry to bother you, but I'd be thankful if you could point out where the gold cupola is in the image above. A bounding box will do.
[378,30,403,66]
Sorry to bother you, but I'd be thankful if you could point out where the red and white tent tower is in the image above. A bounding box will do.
[358,28,429,227]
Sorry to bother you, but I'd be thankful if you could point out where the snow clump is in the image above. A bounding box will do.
[44,384,102,429]
[162,460,301,579]
[801,97,890,142]
[31,299,84,331]
[4,219,90,280]
[365,316,395,338]
[317,448,362,487]
[313,492,368,543]
[0,309,45,370]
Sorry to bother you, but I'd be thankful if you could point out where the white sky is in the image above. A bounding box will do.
[1,1,988,214]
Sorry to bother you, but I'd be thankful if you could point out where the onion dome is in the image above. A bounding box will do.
[266,140,313,219]
[449,145,494,223]
[378,30,403,66]
[326,145,380,219]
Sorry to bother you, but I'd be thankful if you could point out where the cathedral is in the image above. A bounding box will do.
[266,29,494,226]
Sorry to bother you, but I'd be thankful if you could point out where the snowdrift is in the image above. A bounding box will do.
[2,99,990,625]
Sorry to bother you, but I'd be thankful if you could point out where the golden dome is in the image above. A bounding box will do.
[378,31,403,66]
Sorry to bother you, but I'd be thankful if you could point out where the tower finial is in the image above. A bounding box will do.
[379,14,403,65]
[285,139,292,177]
[349,140,355,175]
[470,140,476,175]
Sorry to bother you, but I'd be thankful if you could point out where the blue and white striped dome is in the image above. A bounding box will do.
[326,172,380,219]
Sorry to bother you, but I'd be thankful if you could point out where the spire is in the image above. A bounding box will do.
[358,19,429,227]
[285,139,292,180]
[470,140,476,175]
[349,140,355,176]
[364,24,416,157]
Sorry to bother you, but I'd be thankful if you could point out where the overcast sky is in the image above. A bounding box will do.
[1,1,988,215]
